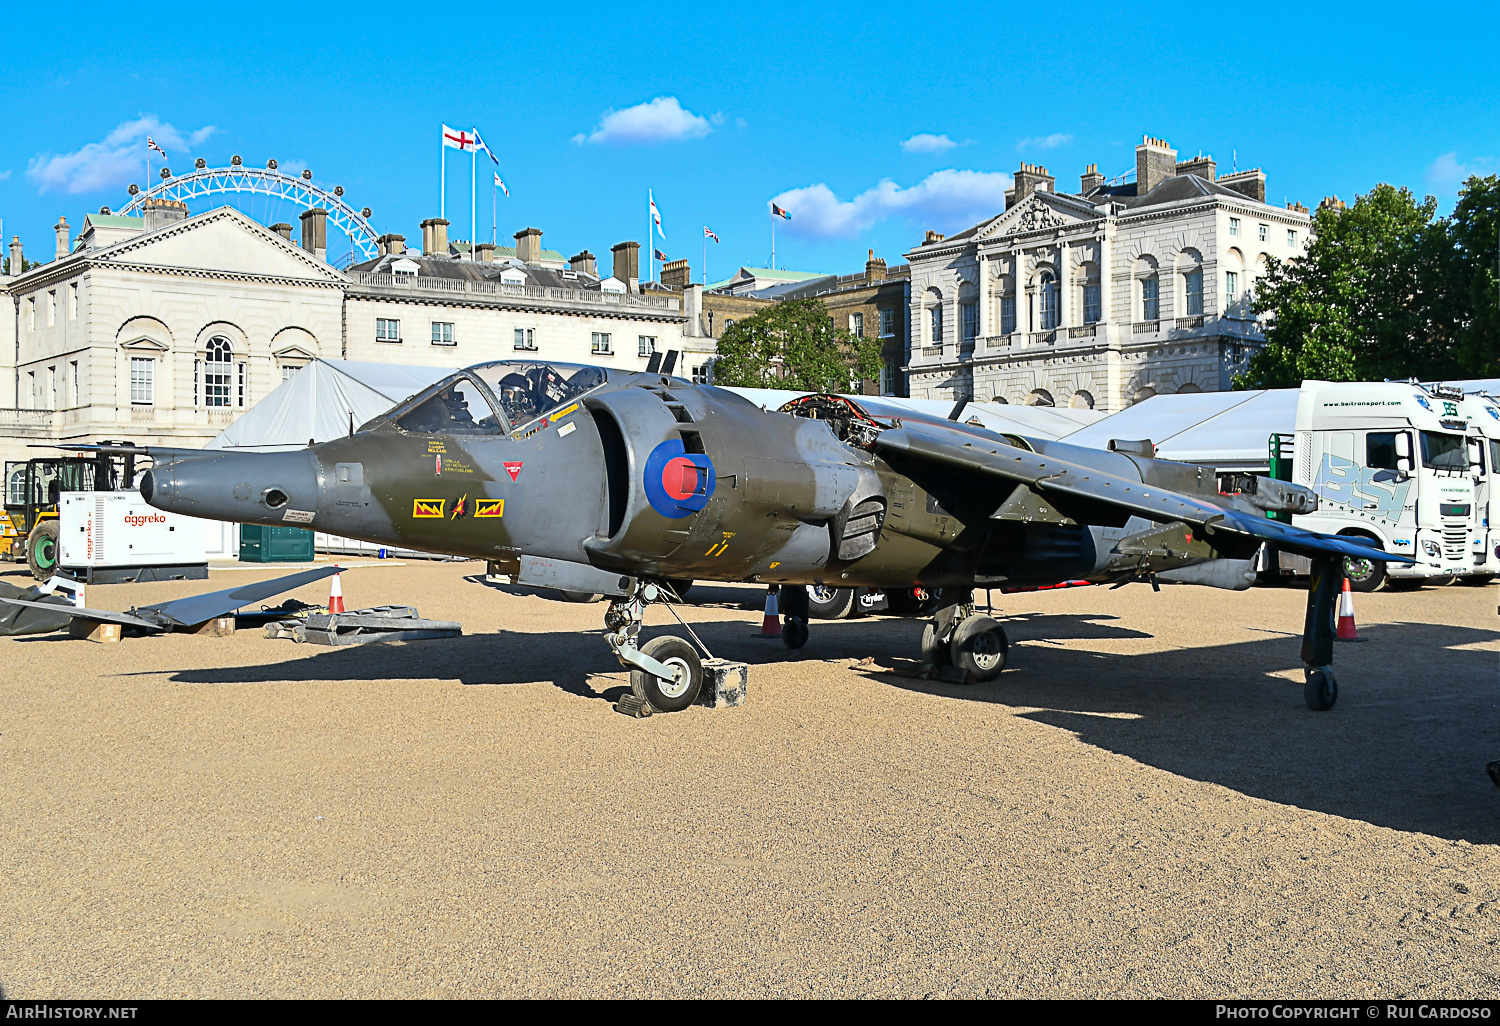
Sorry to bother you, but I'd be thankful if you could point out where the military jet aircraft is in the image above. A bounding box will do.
[66,357,1407,713]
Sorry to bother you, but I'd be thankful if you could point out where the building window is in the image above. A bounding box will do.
[47,366,56,409]
[27,371,35,408]
[1038,272,1058,330]
[1141,276,1160,321]
[431,321,455,345]
[69,283,78,319]
[514,327,536,351]
[638,335,656,358]
[1184,270,1203,316]
[879,308,896,337]
[203,336,233,408]
[27,298,36,333]
[725,319,736,333]
[961,302,978,342]
[1000,294,1016,334]
[376,318,401,342]
[281,363,302,382]
[131,357,154,404]
[691,362,710,385]
[879,362,897,396]
[591,332,612,355]
[237,359,246,407]
[1225,271,1239,310]
[69,361,78,407]
[1083,283,1101,324]
[1229,217,1240,237]
[47,290,56,327]
[1258,224,1268,242]
[929,304,943,344]
[1287,229,1297,247]
[850,312,865,337]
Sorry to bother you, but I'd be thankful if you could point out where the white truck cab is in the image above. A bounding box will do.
[1291,380,1484,588]
[1458,388,1500,580]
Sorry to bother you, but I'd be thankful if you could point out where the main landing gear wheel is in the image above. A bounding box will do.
[950,615,1008,681]
[920,622,951,667]
[629,636,703,713]
[782,616,809,649]
[1304,666,1338,711]
[27,521,60,581]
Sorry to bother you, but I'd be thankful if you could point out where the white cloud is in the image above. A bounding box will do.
[1426,152,1493,194]
[573,97,712,145]
[1016,132,1072,151]
[770,169,1015,239]
[26,116,216,194]
[901,133,958,154]
[0,170,11,181]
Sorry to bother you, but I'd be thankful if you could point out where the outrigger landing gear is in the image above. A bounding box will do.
[921,599,1009,681]
[1301,556,1341,711]
[603,582,706,712]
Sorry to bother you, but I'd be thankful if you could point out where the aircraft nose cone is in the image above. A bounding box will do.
[141,450,322,528]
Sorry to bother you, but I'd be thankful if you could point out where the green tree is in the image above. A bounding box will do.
[1435,174,1500,377]
[1238,184,1452,388]
[711,297,885,391]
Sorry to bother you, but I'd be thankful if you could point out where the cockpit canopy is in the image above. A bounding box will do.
[391,361,608,436]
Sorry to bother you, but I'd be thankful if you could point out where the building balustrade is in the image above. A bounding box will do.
[1068,324,1097,338]
[353,272,677,311]
[1175,315,1205,330]
[1132,320,1160,334]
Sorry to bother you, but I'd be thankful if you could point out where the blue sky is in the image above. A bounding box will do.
[3,0,1497,279]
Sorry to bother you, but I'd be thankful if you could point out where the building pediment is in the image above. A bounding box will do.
[94,207,349,285]
[977,192,1102,242]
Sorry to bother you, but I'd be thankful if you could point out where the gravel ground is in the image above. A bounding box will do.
[1,560,1497,999]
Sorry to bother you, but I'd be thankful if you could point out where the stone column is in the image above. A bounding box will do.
[1058,240,1071,330]
[977,251,989,339]
[1015,249,1030,336]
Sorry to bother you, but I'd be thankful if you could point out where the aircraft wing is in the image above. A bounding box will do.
[0,598,165,630]
[144,566,342,626]
[872,421,1416,564]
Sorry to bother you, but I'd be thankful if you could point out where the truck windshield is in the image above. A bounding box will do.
[1420,431,1468,471]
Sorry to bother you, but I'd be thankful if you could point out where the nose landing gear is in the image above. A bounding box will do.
[603,582,710,712]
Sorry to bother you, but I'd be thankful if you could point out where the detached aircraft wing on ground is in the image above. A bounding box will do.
[0,566,341,633]
[57,356,1410,712]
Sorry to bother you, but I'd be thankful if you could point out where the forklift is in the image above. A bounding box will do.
[1,442,142,580]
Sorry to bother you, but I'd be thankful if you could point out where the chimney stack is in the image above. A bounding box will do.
[54,217,71,260]
[1175,154,1217,182]
[1011,163,1056,207]
[660,258,690,288]
[420,218,449,256]
[865,249,886,281]
[611,241,640,291]
[570,250,598,277]
[142,197,189,232]
[1219,168,1267,203]
[376,232,405,255]
[1317,195,1345,213]
[1135,136,1178,195]
[923,230,946,245]
[684,283,703,337]
[271,223,294,242]
[8,236,21,276]
[514,227,543,265]
[300,207,328,261]
[475,242,496,262]
[1080,163,1105,193]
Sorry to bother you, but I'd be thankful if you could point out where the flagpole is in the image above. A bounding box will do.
[647,191,653,285]
[771,209,776,270]
[703,232,706,286]
[470,132,476,261]
[440,138,446,222]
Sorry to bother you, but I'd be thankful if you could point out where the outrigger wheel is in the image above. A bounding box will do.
[951,615,1009,681]
[1300,555,1343,711]
[780,584,810,650]
[629,636,703,713]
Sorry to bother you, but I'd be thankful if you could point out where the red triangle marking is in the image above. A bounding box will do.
[504,461,523,482]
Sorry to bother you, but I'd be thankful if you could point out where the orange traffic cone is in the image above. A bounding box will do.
[754,585,781,638]
[327,572,346,614]
[1335,577,1363,642]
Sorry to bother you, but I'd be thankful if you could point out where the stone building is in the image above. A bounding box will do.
[904,136,1312,411]
[0,205,686,466]
[775,252,910,396]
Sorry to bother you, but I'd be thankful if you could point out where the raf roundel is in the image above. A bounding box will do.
[643,439,715,518]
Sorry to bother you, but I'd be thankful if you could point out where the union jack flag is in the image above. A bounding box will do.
[703,226,719,242]
[146,137,166,157]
